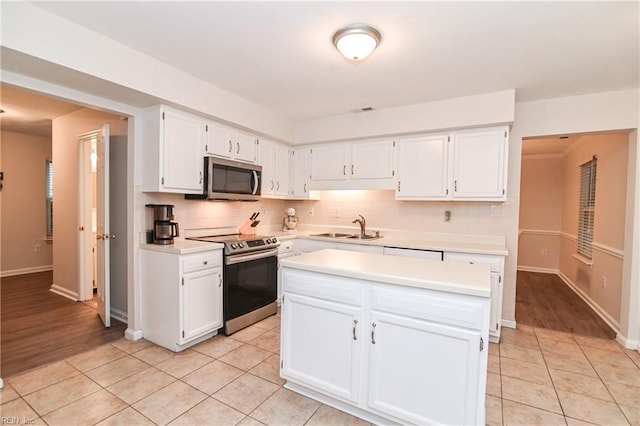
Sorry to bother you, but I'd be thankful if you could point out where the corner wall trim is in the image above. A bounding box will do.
[517,266,558,274]
[615,333,640,351]
[501,320,517,329]
[49,284,78,301]
[125,328,143,341]
[110,308,128,324]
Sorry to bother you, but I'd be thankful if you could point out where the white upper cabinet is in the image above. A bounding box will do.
[258,138,290,198]
[142,105,205,194]
[310,144,350,182]
[309,140,396,190]
[396,135,449,200]
[204,121,258,164]
[351,140,395,180]
[452,127,508,200]
[395,126,508,201]
[291,147,317,199]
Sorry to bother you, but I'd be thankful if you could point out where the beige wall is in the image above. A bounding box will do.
[0,131,53,275]
[559,132,628,327]
[518,155,563,271]
[51,109,127,298]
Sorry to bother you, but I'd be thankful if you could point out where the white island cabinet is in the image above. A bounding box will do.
[280,249,491,426]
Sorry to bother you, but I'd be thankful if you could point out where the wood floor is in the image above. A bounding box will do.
[516,270,616,339]
[1,271,127,378]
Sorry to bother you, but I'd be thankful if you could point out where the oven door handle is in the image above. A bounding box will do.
[225,247,279,265]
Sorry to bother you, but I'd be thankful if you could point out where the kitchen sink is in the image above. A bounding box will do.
[311,232,353,238]
[346,234,382,240]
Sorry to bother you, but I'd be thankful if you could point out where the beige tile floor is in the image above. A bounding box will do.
[2,315,639,426]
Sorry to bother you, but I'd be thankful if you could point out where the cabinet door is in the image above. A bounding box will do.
[258,139,276,195]
[291,148,310,197]
[368,311,482,425]
[351,140,395,180]
[396,135,449,199]
[234,131,258,163]
[274,143,291,196]
[490,272,502,335]
[334,243,383,254]
[310,145,349,181]
[162,109,204,193]
[281,292,362,403]
[205,122,234,158]
[181,267,223,342]
[452,128,507,200]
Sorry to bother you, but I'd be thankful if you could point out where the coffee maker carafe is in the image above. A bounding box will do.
[146,204,179,245]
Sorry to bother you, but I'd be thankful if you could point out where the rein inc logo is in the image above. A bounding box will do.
[1,418,35,425]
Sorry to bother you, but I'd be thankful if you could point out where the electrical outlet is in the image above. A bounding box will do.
[541,248,548,256]
[330,208,340,218]
[308,207,315,217]
[34,244,41,252]
[601,276,607,289]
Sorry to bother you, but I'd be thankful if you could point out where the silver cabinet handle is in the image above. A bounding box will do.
[353,319,358,340]
[343,165,346,175]
[228,140,233,153]
[199,171,203,184]
[454,180,458,192]
[371,323,377,344]
[351,164,354,175]
[304,183,307,193]
[218,273,222,287]
[270,180,274,190]
[236,142,240,155]
[276,181,280,191]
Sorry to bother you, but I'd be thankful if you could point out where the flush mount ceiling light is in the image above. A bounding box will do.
[332,24,381,62]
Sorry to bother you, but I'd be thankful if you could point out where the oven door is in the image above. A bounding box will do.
[223,248,278,321]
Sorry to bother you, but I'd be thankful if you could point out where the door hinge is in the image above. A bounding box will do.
[393,140,396,147]
[205,124,208,132]
[281,360,283,369]
[161,177,164,185]
[504,131,508,138]
[162,112,165,120]
[446,188,449,195]
[496,322,499,331]
[181,277,184,286]
[205,145,208,152]
[392,170,395,177]
[502,189,506,195]
[480,337,484,351]
[447,136,451,142]
[182,330,185,338]
[499,275,502,284]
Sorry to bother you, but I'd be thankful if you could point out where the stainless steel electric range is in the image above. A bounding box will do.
[187,234,280,335]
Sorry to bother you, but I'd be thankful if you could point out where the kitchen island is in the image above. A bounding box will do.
[279,249,491,426]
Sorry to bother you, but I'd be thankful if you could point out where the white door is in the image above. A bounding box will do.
[281,292,362,403]
[96,125,111,327]
[368,311,482,425]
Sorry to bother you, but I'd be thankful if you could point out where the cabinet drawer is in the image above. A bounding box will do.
[283,268,363,306]
[183,251,222,273]
[371,285,486,331]
[444,252,503,273]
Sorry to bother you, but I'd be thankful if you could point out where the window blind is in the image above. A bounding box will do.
[46,160,53,237]
[577,156,597,258]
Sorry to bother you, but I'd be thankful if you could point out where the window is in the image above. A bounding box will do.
[577,156,597,259]
[46,159,53,238]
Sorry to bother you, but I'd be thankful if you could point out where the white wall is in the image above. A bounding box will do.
[0,131,53,275]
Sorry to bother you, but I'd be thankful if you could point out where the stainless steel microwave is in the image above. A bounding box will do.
[186,157,261,201]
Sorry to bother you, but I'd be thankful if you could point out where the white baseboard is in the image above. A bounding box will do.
[557,271,620,333]
[110,307,128,324]
[502,319,517,329]
[125,328,144,341]
[49,284,78,301]
[517,266,558,274]
[1,265,53,278]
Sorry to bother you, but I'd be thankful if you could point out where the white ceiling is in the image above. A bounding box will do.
[28,0,638,122]
[2,1,638,145]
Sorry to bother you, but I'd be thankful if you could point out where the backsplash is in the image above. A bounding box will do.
[141,189,514,238]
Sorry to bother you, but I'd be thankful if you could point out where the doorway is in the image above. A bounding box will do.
[517,131,629,338]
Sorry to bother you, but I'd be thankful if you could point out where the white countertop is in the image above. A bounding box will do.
[140,239,224,254]
[280,249,491,297]
[270,230,508,256]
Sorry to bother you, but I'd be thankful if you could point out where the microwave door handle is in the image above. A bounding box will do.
[252,170,259,195]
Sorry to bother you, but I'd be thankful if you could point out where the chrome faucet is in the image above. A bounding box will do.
[352,215,366,237]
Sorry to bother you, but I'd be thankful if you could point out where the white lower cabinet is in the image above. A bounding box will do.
[281,268,489,425]
[141,248,223,351]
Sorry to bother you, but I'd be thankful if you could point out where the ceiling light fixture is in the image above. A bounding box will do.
[332,24,381,62]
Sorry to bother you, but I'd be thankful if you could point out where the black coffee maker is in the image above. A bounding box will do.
[146,204,179,245]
